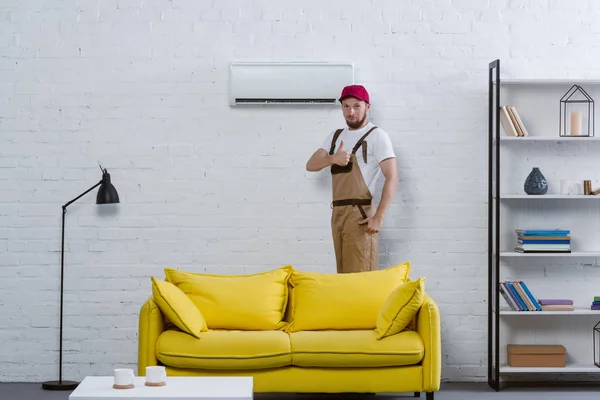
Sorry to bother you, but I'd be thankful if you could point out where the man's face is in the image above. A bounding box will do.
[342,97,370,129]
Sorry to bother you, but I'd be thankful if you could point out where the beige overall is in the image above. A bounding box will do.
[329,127,379,273]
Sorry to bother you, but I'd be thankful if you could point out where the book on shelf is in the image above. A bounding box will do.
[541,305,575,311]
[500,105,529,137]
[515,229,570,236]
[500,281,575,312]
[538,299,574,311]
[538,299,574,306]
[514,229,571,253]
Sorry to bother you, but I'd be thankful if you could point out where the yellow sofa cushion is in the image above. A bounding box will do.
[164,265,292,330]
[286,262,411,332]
[157,330,292,370]
[162,365,424,394]
[376,278,426,340]
[290,330,423,367]
[151,276,208,339]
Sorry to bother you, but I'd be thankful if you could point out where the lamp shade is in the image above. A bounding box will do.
[96,169,120,204]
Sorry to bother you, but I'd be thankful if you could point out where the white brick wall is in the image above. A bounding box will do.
[2,0,600,384]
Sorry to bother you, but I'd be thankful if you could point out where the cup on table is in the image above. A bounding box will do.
[113,368,134,388]
[145,366,167,386]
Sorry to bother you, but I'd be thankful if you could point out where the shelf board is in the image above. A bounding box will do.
[501,195,599,199]
[499,79,600,85]
[500,309,600,315]
[500,363,600,373]
[500,251,600,257]
[499,136,600,142]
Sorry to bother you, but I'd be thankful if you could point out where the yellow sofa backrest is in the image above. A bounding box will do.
[284,262,411,332]
[157,262,412,333]
[164,265,293,330]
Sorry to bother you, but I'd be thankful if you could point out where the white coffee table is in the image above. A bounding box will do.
[69,376,253,400]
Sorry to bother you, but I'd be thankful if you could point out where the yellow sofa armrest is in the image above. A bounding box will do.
[138,296,165,376]
[417,294,441,392]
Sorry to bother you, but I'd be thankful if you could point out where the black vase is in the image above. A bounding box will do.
[524,167,548,195]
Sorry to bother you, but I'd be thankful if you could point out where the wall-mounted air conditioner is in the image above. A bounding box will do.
[229,62,354,106]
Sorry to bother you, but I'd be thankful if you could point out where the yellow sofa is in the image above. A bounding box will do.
[137,263,441,399]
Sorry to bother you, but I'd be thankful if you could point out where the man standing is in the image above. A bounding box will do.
[306,85,398,273]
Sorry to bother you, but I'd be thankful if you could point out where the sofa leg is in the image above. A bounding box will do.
[414,392,420,397]
[426,392,434,400]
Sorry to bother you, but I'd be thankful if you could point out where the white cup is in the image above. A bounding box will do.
[145,366,166,385]
[570,181,584,195]
[113,368,134,386]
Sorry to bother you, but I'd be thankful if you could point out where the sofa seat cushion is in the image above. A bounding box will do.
[289,330,423,368]
[157,329,292,370]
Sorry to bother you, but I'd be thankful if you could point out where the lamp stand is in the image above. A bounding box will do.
[42,181,102,391]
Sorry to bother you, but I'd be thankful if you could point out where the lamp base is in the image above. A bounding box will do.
[42,380,79,391]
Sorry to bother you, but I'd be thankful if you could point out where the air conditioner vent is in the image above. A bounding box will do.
[234,98,337,105]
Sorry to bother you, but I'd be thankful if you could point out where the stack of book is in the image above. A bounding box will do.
[591,297,600,311]
[514,229,571,253]
[538,299,574,311]
[500,105,529,137]
[499,280,542,311]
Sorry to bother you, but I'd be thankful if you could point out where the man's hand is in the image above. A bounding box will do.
[359,214,383,233]
[332,140,351,166]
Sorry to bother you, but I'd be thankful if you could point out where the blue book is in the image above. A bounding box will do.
[519,281,542,311]
[516,229,570,236]
[518,240,570,244]
[507,282,528,311]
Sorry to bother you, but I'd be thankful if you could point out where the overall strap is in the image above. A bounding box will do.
[352,126,378,154]
[329,129,345,155]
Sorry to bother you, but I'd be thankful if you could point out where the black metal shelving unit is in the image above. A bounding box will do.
[486,59,600,391]
[487,59,501,392]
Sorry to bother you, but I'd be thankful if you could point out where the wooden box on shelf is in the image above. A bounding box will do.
[507,345,566,368]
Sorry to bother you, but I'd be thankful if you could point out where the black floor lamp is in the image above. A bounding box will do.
[42,166,120,391]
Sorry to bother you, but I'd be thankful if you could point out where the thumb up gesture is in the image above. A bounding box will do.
[333,140,351,166]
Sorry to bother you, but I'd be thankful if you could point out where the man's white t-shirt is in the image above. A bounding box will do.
[319,122,396,196]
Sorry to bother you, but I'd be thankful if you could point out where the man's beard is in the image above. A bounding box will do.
[345,114,367,129]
